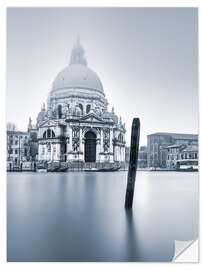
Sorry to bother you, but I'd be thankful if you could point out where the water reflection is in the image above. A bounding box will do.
[7,171,198,262]
[124,209,138,261]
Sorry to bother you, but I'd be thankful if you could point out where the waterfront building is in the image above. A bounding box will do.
[7,130,29,165]
[7,130,32,171]
[7,119,38,170]
[147,132,198,168]
[36,38,126,165]
[166,144,198,170]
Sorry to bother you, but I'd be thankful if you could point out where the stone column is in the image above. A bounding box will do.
[99,129,102,153]
[69,127,73,152]
[96,140,100,162]
[38,143,42,160]
[115,146,118,161]
[45,144,48,161]
[109,128,113,154]
[47,143,52,161]
[79,128,82,152]
[121,146,123,162]
[66,126,70,160]
[56,143,61,161]
[81,138,85,162]
[123,146,125,162]
[51,144,54,161]
[80,128,85,162]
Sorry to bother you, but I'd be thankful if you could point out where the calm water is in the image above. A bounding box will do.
[7,171,198,262]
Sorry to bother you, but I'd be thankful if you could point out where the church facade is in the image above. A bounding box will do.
[36,38,126,164]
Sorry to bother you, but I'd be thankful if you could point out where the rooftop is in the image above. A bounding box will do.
[7,130,28,135]
[148,132,198,140]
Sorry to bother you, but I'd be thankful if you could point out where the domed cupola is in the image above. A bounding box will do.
[50,37,104,97]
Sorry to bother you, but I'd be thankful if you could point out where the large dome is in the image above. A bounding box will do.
[51,37,104,95]
[52,64,104,94]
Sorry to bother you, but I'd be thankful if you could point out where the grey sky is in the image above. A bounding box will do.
[7,8,198,145]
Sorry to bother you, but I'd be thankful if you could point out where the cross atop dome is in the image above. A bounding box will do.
[69,35,87,66]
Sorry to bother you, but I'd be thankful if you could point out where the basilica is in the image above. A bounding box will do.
[35,38,126,165]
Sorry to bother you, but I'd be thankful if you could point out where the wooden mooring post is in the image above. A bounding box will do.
[125,118,140,208]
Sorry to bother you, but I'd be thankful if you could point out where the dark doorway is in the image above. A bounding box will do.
[85,131,96,162]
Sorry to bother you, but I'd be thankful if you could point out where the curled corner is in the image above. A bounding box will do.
[173,239,198,263]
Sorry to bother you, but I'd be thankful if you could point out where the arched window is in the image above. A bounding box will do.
[58,104,62,119]
[79,104,83,115]
[52,131,55,138]
[43,129,55,139]
[86,104,91,114]
[47,129,51,138]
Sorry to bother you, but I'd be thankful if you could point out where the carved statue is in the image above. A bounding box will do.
[72,139,80,152]
[103,128,110,152]
[103,140,110,152]
[72,127,80,152]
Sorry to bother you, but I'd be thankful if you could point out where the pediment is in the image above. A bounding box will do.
[38,119,58,128]
[80,113,104,123]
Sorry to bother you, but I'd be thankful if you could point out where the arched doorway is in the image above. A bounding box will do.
[85,131,96,162]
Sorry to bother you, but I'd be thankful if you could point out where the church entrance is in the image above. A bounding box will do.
[85,131,96,162]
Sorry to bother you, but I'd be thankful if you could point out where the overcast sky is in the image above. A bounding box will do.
[7,8,198,145]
